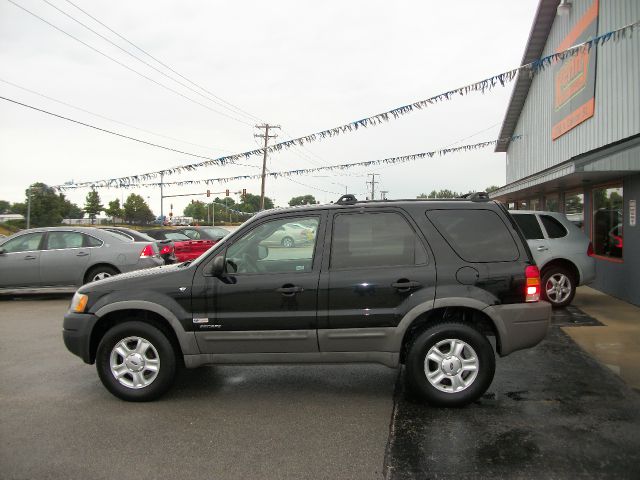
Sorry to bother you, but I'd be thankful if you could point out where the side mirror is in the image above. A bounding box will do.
[207,255,226,277]
[257,245,269,260]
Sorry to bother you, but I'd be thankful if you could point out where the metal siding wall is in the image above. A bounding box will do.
[506,0,640,183]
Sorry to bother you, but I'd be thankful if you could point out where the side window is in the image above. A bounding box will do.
[330,212,427,269]
[182,229,200,240]
[46,232,84,250]
[1,232,44,253]
[428,209,519,262]
[226,217,319,274]
[512,214,544,240]
[84,235,103,247]
[540,215,567,239]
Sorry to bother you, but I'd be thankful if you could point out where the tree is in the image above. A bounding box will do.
[484,185,500,194]
[84,190,104,224]
[123,194,154,224]
[0,200,10,214]
[105,199,124,224]
[417,189,461,199]
[238,193,274,213]
[60,196,84,219]
[22,182,72,227]
[184,201,207,221]
[288,195,316,206]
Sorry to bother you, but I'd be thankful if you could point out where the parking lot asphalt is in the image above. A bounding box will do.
[0,295,396,480]
[2,296,640,480]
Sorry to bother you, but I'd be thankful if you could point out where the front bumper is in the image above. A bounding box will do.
[484,301,551,356]
[63,312,99,364]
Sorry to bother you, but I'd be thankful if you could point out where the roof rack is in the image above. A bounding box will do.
[336,194,358,205]
[457,192,491,202]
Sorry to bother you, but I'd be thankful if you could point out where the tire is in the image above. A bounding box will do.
[96,321,177,402]
[405,322,495,407]
[281,236,295,248]
[85,265,119,284]
[541,267,576,308]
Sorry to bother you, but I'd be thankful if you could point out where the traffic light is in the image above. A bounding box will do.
[242,188,246,198]
[225,189,229,197]
[207,189,210,197]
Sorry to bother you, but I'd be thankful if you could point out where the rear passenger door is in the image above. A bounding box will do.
[319,209,436,352]
[512,213,552,267]
[40,231,95,286]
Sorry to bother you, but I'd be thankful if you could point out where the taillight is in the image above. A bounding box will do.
[159,245,172,255]
[613,235,623,248]
[525,265,541,302]
[140,244,155,258]
[587,242,594,257]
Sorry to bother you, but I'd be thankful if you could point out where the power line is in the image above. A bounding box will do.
[39,0,258,124]
[0,95,234,165]
[0,77,232,154]
[6,0,253,126]
[62,0,262,123]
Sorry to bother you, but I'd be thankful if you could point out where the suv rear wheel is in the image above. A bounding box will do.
[405,322,495,407]
[541,267,575,308]
[96,321,177,402]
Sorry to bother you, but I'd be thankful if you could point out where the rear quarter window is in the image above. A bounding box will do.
[540,215,568,239]
[427,209,519,262]
[512,214,544,240]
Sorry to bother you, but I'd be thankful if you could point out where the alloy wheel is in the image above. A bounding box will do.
[424,338,479,393]
[109,336,160,389]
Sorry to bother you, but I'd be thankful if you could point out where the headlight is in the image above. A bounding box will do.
[69,292,89,313]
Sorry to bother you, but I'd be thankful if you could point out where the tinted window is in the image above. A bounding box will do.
[85,235,103,247]
[331,212,426,269]
[46,231,84,249]
[540,215,567,239]
[512,214,544,240]
[428,209,519,262]
[226,216,319,274]
[165,232,191,241]
[1,232,44,253]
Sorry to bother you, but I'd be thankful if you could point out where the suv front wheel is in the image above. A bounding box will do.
[405,322,495,407]
[96,321,177,402]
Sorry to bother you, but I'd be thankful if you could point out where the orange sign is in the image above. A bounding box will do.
[552,0,598,140]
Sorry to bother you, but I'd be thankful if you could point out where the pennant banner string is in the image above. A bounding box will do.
[56,136,520,191]
[50,19,639,191]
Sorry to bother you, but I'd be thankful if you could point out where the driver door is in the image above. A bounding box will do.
[193,213,325,354]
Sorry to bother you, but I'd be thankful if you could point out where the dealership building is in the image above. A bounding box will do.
[492,0,639,305]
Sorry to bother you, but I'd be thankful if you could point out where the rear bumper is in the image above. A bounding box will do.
[484,301,551,356]
[63,312,98,364]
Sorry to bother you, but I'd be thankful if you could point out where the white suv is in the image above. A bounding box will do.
[510,210,595,308]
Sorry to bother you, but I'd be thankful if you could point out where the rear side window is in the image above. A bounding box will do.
[46,231,84,249]
[428,209,519,262]
[540,215,567,239]
[85,235,103,247]
[331,212,427,269]
[512,214,544,240]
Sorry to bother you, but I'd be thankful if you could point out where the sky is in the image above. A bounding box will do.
[0,0,540,217]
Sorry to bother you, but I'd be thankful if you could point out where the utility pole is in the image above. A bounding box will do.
[160,172,164,221]
[366,174,379,201]
[255,124,280,210]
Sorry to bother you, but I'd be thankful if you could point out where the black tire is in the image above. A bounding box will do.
[96,321,177,402]
[541,266,576,308]
[405,322,495,407]
[281,236,295,248]
[84,265,119,284]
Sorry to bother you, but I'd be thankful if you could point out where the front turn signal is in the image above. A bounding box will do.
[70,293,89,313]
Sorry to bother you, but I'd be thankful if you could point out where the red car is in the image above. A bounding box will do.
[142,230,215,262]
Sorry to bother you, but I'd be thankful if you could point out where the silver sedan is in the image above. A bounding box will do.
[0,227,163,291]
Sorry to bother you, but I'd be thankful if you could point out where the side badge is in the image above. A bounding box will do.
[179,287,187,292]
[193,318,209,324]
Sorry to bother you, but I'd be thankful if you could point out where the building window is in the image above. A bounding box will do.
[592,185,623,260]
[545,194,559,212]
[529,198,541,211]
[564,192,584,229]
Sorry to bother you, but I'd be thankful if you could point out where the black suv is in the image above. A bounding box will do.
[63,195,550,406]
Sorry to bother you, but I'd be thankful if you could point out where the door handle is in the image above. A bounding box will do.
[276,285,304,296]
[536,246,549,251]
[391,280,422,292]
[24,255,37,260]
[76,252,89,257]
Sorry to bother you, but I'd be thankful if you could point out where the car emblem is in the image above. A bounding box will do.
[179,287,187,292]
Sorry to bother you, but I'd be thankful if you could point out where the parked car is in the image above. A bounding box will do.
[174,226,230,242]
[510,210,595,308]
[100,227,177,265]
[0,227,163,292]
[142,229,214,262]
[64,194,550,406]
[241,222,314,248]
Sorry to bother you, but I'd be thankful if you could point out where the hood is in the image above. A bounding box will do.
[78,262,189,294]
